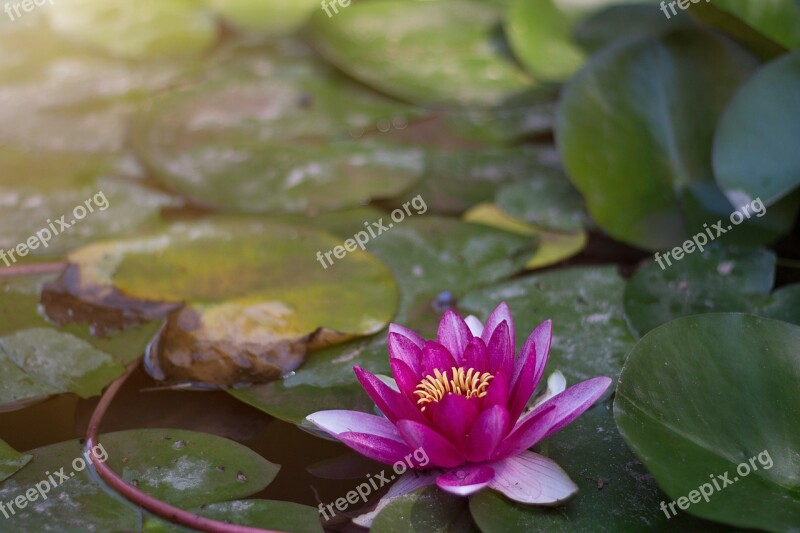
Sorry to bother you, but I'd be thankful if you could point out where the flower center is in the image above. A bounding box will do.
[414,367,494,411]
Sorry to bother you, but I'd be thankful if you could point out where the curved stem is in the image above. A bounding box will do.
[85,361,283,533]
[0,261,66,278]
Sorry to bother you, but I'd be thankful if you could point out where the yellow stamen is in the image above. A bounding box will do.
[414,367,494,411]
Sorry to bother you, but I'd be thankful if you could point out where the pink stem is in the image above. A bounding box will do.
[85,361,284,533]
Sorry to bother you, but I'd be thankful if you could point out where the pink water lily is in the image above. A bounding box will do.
[307,303,611,516]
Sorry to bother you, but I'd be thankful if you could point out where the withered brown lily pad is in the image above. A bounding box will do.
[42,218,398,385]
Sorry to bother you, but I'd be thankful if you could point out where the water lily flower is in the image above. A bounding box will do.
[307,303,611,521]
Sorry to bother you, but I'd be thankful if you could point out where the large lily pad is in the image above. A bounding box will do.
[0,429,278,530]
[707,0,800,49]
[506,0,585,81]
[133,60,425,214]
[459,266,635,386]
[47,0,217,60]
[0,439,30,483]
[305,0,534,107]
[624,246,777,336]
[372,487,474,533]
[615,314,800,530]
[556,29,798,250]
[713,52,800,207]
[43,218,398,385]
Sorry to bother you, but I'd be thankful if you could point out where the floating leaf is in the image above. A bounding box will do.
[506,0,585,81]
[464,203,587,269]
[0,439,30,483]
[459,266,635,385]
[708,0,800,49]
[47,0,217,60]
[574,4,692,53]
[0,429,278,530]
[133,59,425,214]
[555,29,799,250]
[305,0,534,107]
[208,0,320,34]
[372,487,474,533]
[713,52,800,207]
[624,246,777,336]
[149,499,324,533]
[615,314,800,530]
[43,218,398,385]
[0,148,175,260]
[0,274,160,411]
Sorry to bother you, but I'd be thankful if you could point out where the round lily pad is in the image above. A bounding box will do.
[615,313,800,530]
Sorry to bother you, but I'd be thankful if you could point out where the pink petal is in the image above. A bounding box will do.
[487,322,513,378]
[437,309,472,363]
[516,376,611,442]
[388,332,423,377]
[306,409,404,441]
[353,471,439,528]
[512,319,551,390]
[389,323,425,349]
[421,341,457,376]
[390,358,421,402]
[397,420,465,468]
[426,393,479,446]
[462,337,489,372]
[436,465,495,496]
[481,302,515,353]
[481,369,509,410]
[464,405,510,462]
[488,451,578,505]
[508,320,552,421]
[338,431,416,465]
[354,366,427,424]
[492,403,557,460]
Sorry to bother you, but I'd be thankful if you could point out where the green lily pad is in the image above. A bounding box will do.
[506,0,585,81]
[574,4,692,53]
[469,403,724,531]
[0,439,30,483]
[624,246,777,336]
[0,148,176,260]
[209,0,320,34]
[305,0,534,107]
[47,0,217,60]
[459,266,635,386]
[0,429,278,530]
[148,499,324,532]
[555,29,798,251]
[708,0,800,49]
[133,62,425,214]
[713,52,800,207]
[372,487,475,533]
[0,273,161,411]
[464,203,587,270]
[413,145,561,215]
[495,168,590,232]
[230,216,534,424]
[614,314,800,530]
[757,283,800,324]
[43,218,398,385]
